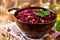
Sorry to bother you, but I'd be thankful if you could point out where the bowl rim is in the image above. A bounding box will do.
[14,7,56,25]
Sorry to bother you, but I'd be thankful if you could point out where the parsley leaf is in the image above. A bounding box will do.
[36,12,44,17]
[36,11,50,17]
[44,11,50,15]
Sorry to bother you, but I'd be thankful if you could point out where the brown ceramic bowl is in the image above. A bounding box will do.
[14,7,56,39]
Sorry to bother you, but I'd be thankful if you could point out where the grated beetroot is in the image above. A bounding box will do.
[16,9,56,24]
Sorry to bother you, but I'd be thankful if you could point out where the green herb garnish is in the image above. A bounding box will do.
[36,11,50,17]
[36,12,44,17]
[44,11,50,15]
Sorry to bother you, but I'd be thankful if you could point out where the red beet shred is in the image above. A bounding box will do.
[16,9,55,24]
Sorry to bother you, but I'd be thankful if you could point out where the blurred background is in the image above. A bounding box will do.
[0,0,60,40]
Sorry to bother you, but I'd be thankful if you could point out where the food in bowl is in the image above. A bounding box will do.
[15,7,56,39]
[16,9,56,24]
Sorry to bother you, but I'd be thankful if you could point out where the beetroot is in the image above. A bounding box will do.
[16,9,56,24]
